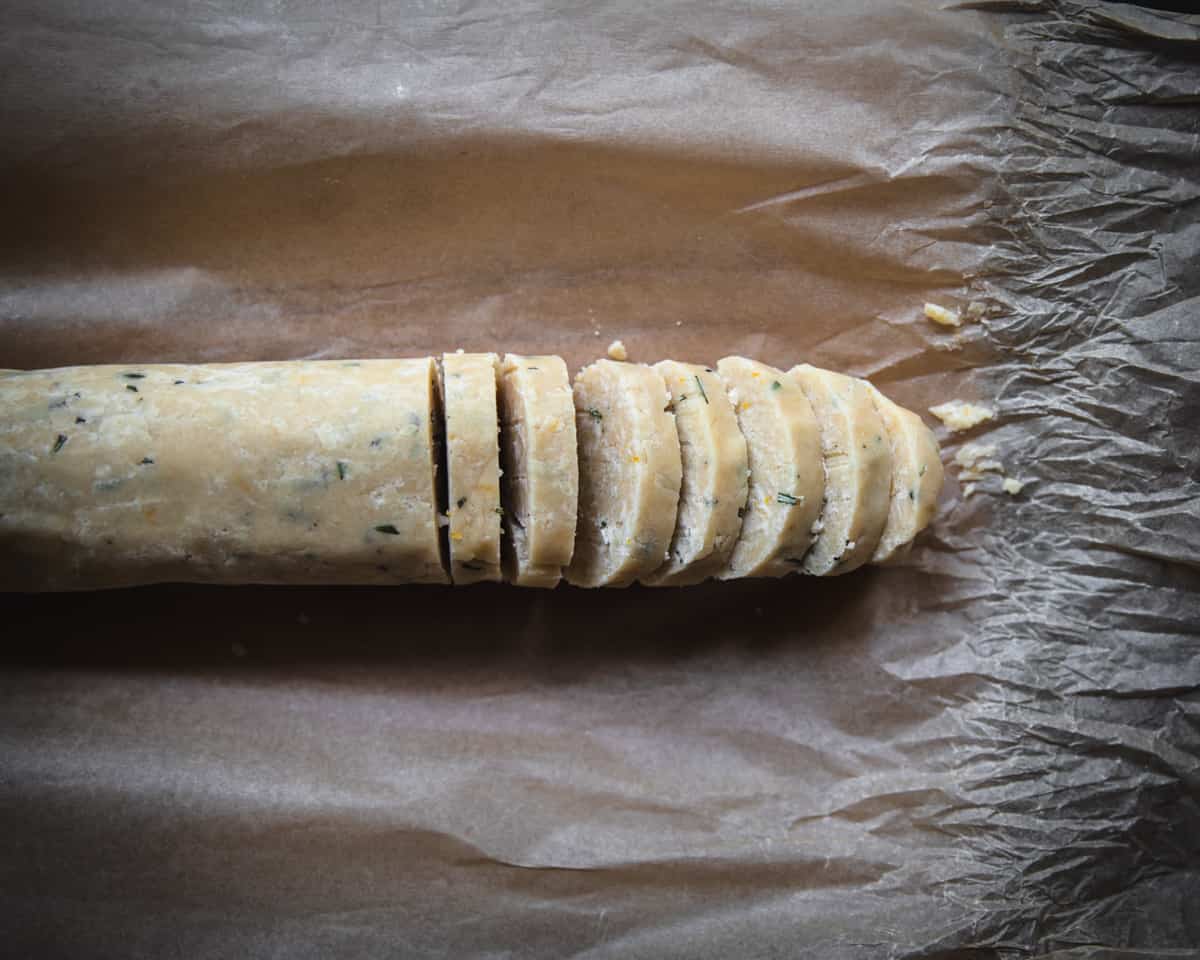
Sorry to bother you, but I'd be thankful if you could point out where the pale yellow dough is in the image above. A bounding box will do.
[440,353,502,584]
[497,354,579,588]
[788,365,892,575]
[716,357,824,578]
[642,360,748,586]
[0,359,447,590]
[567,360,682,588]
[866,384,944,563]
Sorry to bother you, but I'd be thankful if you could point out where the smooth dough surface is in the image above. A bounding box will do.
[866,384,944,563]
[0,359,447,590]
[788,365,892,575]
[497,354,578,587]
[642,360,748,586]
[567,360,682,588]
[716,357,823,579]
[440,352,502,584]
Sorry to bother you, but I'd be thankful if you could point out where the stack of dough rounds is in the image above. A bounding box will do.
[0,352,942,591]
[641,361,748,587]
[788,365,893,575]
[715,357,824,579]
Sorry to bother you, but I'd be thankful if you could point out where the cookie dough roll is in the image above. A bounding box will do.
[865,384,944,563]
[567,359,682,588]
[642,360,748,587]
[497,354,578,588]
[788,365,892,576]
[439,352,503,584]
[0,359,448,590]
[715,357,824,578]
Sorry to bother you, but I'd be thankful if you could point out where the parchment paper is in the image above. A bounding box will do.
[2,0,1198,956]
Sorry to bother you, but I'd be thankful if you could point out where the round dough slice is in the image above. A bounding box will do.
[865,384,944,563]
[715,357,824,578]
[642,360,748,587]
[497,354,578,588]
[0,358,448,590]
[439,352,502,584]
[787,365,893,576]
[566,359,682,588]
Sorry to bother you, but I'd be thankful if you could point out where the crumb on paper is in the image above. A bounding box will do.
[675,320,683,326]
[924,302,961,328]
[962,482,977,498]
[593,329,601,337]
[954,442,1005,480]
[606,339,628,361]
[1003,477,1025,495]
[965,301,987,320]
[930,400,995,432]
[455,347,464,354]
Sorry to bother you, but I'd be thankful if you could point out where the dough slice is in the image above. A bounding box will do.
[439,352,502,584]
[787,365,892,575]
[497,354,578,588]
[715,357,824,578]
[566,359,682,588]
[642,360,748,586]
[0,359,448,590]
[865,384,944,562]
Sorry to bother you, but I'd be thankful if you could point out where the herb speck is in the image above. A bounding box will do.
[122,373,145,379]
[374,524,401,535]
[456,497,467,508]
[140,457,155,465]
[51,434,68,454]
[588,408,603,420]
[336,461,348,480]
[75,416,87,424]
[126,384,139,393]
[695,375,709,404]
[771,380,782,391]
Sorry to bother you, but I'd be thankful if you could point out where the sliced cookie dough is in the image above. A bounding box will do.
[496,354,579,588]
[440,352,503,584]
[788,365,892,575]
[715,357,824,579]
[642,360,749,587]
[865,384,944,563]
[0,359,448,590]
[567,359,682,588]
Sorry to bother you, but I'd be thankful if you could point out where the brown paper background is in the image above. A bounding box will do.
[3,1,1198,956]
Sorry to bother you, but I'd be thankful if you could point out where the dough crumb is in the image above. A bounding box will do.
[930,400,995,432]
[1003,477,1025,495]
[965,301,987,321]
[924,302,961,328]
[606,339,628,361]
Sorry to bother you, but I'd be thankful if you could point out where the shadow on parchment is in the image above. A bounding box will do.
[5,570,875,673]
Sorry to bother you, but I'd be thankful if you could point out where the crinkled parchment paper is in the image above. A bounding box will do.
[1,0,1197,955]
